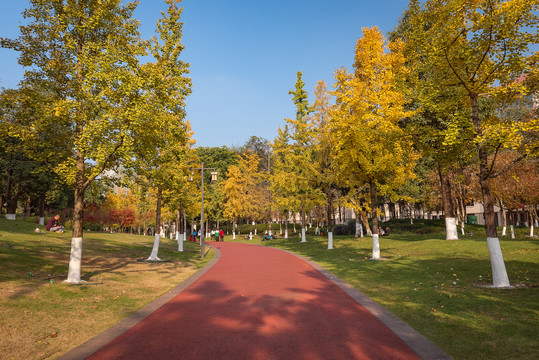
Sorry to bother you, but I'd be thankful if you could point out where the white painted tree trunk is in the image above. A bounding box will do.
[445,217,458,240]
[460,220,465,236]
[487,237,511,287]
[249,232,252,240]
[530,225,534,237]
[502,226,507,237]
[183,232,186,242]
[177,231,183,252]
[255,228,257,235]
[510,225,515,239]
[301,227,306,242]
[39,217,45,225]
[284,228,288,239]
[359,223,363,238]
[327,232,333,249]
[355,219,361,237]
[66,237,83,283]
[372,234,380,260]
[233,231,236,240]
[147,234,161,261]
[5,214,16,220]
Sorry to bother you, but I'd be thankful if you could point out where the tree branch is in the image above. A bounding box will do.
[485,142,502,179]
[481,39,507,89]
[444,43,473,96]
[490,152,529,179]
[471,25,493,83]
[82,136,125,190]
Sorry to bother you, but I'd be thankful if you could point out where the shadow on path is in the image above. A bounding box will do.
[68,243,441,360]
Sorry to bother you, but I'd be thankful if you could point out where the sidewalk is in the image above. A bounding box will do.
[60,242,451,360]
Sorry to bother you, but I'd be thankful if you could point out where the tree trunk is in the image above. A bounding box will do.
[458,194,466,235]
[370,181,380,260]
[355,208,362,238]
[499,200,507,237]
[285,213,289,239]
[25,196,31,218]
[38,196,45,225]
[67,152,86,283]
[326,187,333,233]
[529,207,534,237]
[183,212,187,243]
[362,211,372,236]
[472,95,510,287]
[327,188,334,246]
[439,166,458,240]
[177,210,183,252]
[148,186,163,261]
[4,156,15,216]
[510,211,516,239]
[300,210,307,242]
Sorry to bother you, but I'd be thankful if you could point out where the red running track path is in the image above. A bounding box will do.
[84,242,425,360]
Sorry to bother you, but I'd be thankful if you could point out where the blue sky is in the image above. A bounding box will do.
[0,0,410,147]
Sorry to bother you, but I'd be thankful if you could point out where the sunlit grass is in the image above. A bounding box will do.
[0,217,212,360]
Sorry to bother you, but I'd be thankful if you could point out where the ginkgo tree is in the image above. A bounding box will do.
[330,27,418,260]
[131,0,192,261]
[310,80,340,245]
[222,151,261,239]
[285,72,325,242]
[405,0,539,287]
[270,125,295,238]
[1,0,152,283]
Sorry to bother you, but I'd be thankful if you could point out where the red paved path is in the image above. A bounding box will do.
[87,242,422,360]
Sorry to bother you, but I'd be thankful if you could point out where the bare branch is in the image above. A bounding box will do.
[82,136,125,190]
[490,152,529,179]
[485,142,502,179]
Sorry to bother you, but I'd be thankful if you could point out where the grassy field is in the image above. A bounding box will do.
[230,219,538,360]
[0,217,213,360]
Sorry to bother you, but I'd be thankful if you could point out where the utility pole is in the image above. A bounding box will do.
[190,162,217,258]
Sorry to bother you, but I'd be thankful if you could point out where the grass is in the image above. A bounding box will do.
[230,219,539,360]
[0,217,213,360]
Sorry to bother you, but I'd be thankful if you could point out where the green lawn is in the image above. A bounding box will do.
[1,217,537,359]
[231,219,538,360]
[0,217,212,360]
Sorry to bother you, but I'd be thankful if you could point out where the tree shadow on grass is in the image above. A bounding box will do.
[0,231,204,300]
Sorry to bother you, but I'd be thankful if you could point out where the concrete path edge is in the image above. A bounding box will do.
[274,247,452,360]
[57,246,222,360]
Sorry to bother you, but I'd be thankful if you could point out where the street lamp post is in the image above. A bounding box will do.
[190,162,217,258]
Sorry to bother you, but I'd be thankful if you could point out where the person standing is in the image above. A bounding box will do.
[219,229,224,242]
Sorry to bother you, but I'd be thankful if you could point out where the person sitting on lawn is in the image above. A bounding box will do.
[46,214,64,233]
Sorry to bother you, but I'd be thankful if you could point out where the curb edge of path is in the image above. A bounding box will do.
[274,247,453,360]
[57,245,222,360]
